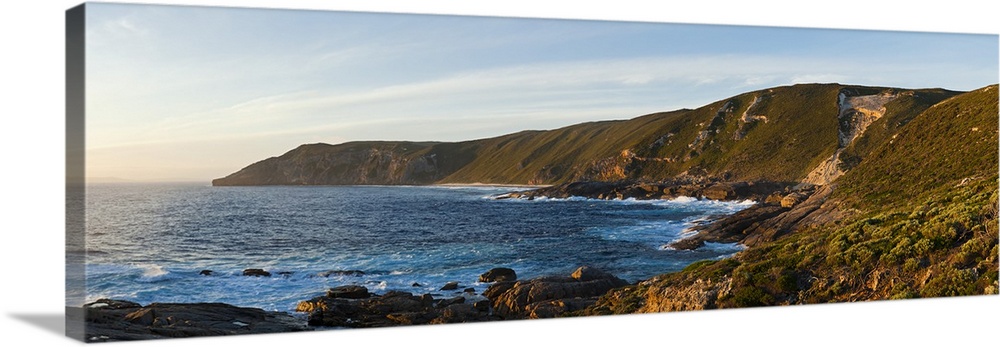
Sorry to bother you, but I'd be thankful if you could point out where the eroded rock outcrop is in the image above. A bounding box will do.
[479,267,517,283]
[297,290,495,328]
[804,89,906,185]
[78,300,309,342]
[485,266,628,319]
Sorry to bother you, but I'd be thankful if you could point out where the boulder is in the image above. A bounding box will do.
[123,307,156,325]
[780,193,808,208]
[483,281,517,301]
[440,281,460,291]
[479,267,517,283]
[639,184,662,193]
[436,296,465,308]
[326,285,370,299]
[702,182,750,200]
[490,267,628,318]
[242,269,271,277]
[571,266,616,281]
[764,192,785,205]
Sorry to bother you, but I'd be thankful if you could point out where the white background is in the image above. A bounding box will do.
[1,1,997,346]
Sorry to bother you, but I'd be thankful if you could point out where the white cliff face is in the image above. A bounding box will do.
[837,92,899,146]
[803,90,902,185]
[740,95,769,124]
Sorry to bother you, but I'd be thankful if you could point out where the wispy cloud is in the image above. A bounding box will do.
[81,5,997,181]
[96,52,976,152]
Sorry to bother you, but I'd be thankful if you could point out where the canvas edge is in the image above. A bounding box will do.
[65,2,87,342]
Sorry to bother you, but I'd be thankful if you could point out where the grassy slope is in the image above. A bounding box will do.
[212,141,443,185]
[440,84,914,184]
[215,83,950,186]
[587,85,998,314]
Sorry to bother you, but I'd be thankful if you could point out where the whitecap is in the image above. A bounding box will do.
[135,264,176,283]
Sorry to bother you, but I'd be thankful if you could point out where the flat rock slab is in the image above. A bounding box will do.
[79,301,310,342]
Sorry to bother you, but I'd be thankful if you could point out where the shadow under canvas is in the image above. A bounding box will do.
[9,313,67,338]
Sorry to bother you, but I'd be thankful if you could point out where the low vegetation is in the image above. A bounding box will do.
[584,85,998,314]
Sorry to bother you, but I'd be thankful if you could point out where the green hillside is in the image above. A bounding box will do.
[584,85,998,313]
[214,83,961,186]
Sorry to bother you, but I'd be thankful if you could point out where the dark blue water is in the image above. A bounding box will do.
[74,183,752,312]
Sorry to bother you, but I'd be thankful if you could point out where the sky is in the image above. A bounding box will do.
[83,3,999,182]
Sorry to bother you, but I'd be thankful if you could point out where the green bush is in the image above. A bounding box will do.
[729,286,774,307]
[920,267,978,297]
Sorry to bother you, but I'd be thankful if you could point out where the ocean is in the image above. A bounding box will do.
[69,183,754,312]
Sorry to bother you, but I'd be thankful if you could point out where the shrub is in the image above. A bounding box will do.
[729,286,774,307]
[920,267,978,297]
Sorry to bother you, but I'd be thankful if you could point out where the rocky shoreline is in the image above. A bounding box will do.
[79,266,635,341]
[496,177,796,202]
[500,178,842,251]
[79,178,845,341]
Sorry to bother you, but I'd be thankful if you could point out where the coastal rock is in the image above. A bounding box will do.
[436,296,466,308]
[368,291,426,315]
[81,300,309,341]
[588,277,734,315]
[489,266,628,318]
[571,266,616,281]
[430,304,480,324]
[473,300,491,312]
[526,298,598,319]
[317,270,365,277]
[479,267,517,283]
[743,185,837,247]
[420,294,435,307]
[669,205,788,250]
[84,298,142,310]
[780,192,808,208]
[513,178,791,203]
[298,291,495,328]
[242,269,271,277]
[124,308,156,325]
[440,281,460,291]
[326,285,370,299]
[702,182,750,200]
[483,281,517,300]
[764,192,785,205]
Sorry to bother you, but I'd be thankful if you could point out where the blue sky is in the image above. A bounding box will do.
[84,3,999,181]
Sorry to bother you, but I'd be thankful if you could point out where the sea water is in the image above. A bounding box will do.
[71,183,753,312]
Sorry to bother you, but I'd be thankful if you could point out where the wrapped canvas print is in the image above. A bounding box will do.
[65,1,999,344]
